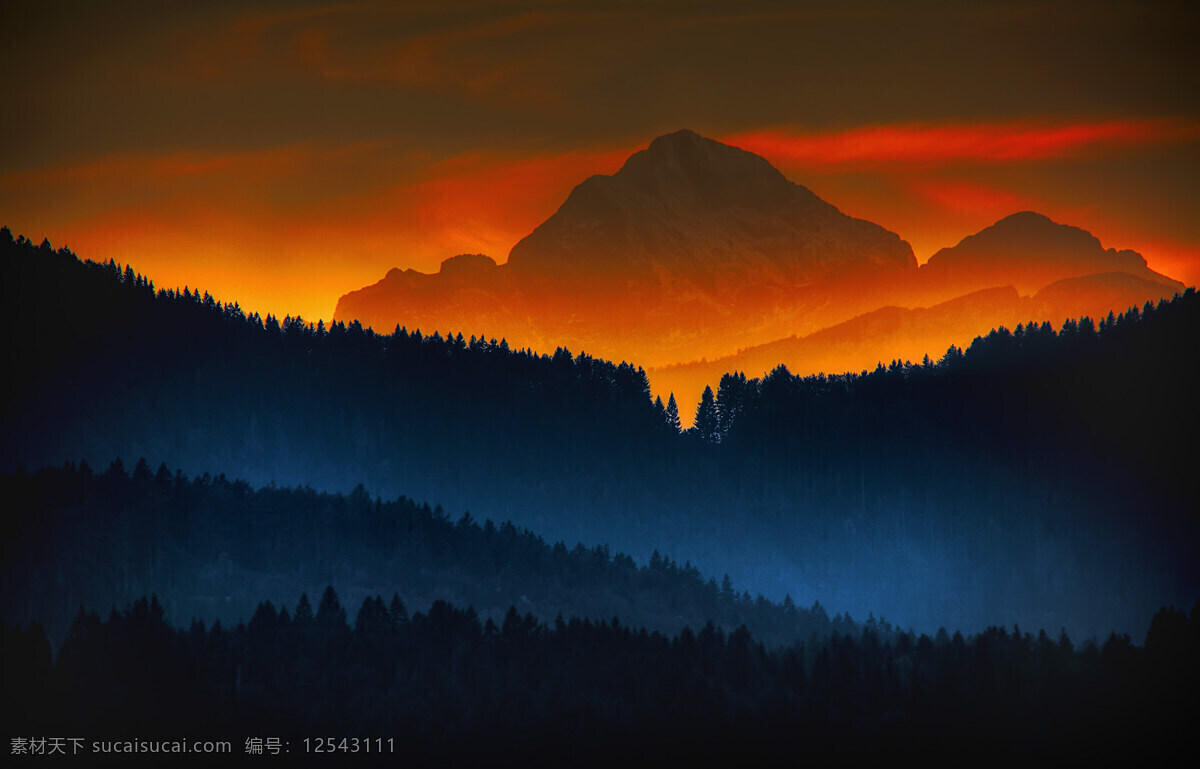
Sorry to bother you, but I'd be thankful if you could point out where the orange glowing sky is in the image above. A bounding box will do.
[2,1,1198,324]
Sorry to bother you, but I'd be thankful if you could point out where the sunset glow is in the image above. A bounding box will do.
[4,4,1199,744]
[723,120,1200,168]
[2,0,1196,330]
[5,121,1197,326]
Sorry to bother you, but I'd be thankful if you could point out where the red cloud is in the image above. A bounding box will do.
[907,181,1038,220]
[723,119,1200,168]
[403,145,638,259]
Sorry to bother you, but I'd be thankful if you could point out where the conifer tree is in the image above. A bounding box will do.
[390,593,409,630]
[317,585,344,626]
[692,385,718,443]
[294,594,314,624]
[664,393,681,432]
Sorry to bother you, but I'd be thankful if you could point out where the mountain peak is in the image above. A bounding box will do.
[919,211,1177,296]
[647,127,705,147]
[339,129,918,363]
[996,210,1055,225]
[637,128,730,162]
[958,211,1105,257]
[504,129,913,286]
[983,211,1082,238]
[612,129,794,206]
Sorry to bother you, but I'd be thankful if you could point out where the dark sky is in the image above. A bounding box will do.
[3,0,1197,321]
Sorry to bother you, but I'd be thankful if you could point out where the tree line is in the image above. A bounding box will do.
[4,591,1196,763]
[2,226,1197,636]
[1,461,856,650]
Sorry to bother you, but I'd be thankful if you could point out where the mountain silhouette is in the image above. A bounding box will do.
[507,129,915,288]
[335,130,917,366]
[335,133,1186,372]
[917,211,1184,300]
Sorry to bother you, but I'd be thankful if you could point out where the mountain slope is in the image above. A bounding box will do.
[2,461,841,649]
[4,228,1197,637]
[335,130,918,366]
[507,129,915,288]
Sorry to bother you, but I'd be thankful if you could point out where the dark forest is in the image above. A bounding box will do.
[4,591,1195,763]
[2,227,1198,760]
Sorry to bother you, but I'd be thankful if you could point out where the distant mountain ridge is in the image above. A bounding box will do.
[334,130,1187,383]
[650,271,1182,413]
[917,211,1183,301]
[507,129,915,287]
[336,130,919,366]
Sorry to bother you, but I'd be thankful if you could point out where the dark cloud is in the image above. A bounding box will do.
[5,0,1197,164]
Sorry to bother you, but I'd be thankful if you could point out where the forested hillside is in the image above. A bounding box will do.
[1,462,851,648]
[3,227,1197,636]
[4,595,1195,763]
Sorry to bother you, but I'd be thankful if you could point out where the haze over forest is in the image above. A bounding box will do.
[3,218,1196,641]
[3,1,1197,760]
[3,126,1197,641]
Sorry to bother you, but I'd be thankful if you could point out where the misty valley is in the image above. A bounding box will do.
[6,0,1200,753]
[2,223,1197,761]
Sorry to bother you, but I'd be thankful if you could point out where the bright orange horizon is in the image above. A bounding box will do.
[4,120,1197,327]
[2,1,1197,331]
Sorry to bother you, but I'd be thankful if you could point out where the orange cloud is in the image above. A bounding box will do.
[404,145,637,259]
[5,123,1196,331]
[1134,241,1200,289]
[908,181,1040,221]
[723,119,1200,169]
[0,140,639,322]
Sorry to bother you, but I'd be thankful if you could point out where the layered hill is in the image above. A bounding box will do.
[652,270,1183,415]
[3,229,1197,637]
[2,461,842,649]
